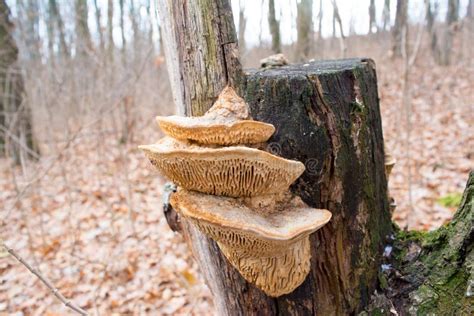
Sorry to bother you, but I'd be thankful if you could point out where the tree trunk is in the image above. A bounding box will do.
[93,0,104,52]
[0,0,38,163]
[438,0,460,65]
[107,0,114,58]
[156,0,244,116]
[382,0,390,31]
[296,0,313,61]
[365,171,474,314]
[158,1,391,315]
[49,0,69,58]
[392,0,408,57]
[268,0,281,53]
[238,1,246,54]
[369,0,377,33]
[119,0,126,57]
[74,0,92,56]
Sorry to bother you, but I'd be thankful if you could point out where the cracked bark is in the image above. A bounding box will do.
[157,1,391,314]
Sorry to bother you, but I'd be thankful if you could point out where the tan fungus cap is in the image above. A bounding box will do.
[171,189,332,296]
[139,137,305,197]
[156,87,275,145]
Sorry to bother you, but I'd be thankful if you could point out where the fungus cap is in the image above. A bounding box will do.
[156,86,275,145]
[139,137,305,197]
[171,189,332,296]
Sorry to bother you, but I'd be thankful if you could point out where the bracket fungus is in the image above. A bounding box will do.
[139,137,304,197]
[140,86,332,296]
[156,87,275,145]
[171,189,331,297]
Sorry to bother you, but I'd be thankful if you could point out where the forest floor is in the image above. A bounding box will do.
[0,48,472,314]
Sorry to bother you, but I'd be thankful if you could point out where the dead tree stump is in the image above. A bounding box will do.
[162,59,392,315]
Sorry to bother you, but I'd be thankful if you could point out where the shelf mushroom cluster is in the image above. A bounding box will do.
[139,87,332,297]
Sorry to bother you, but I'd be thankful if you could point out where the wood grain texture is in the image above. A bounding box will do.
[156,0,243,116]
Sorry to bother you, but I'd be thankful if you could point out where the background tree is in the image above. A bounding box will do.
[0,0,38,163]
[74,0,92,56]
[296,0,313,60]
[238,0,246,53]
[93,0,104,52]
[382,0,391,31]
[107,0,114,58]
[48,0,69,58]
[392,0,408,57]
[438,0,460,65]
[369,0,377,33]
[268,0,281,53]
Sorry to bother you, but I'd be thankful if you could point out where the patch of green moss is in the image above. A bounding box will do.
[437,192,463,208]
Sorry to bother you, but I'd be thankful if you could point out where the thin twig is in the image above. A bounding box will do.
[3,243,88,316]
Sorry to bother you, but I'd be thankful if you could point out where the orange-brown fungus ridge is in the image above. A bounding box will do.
[139,86,332,297]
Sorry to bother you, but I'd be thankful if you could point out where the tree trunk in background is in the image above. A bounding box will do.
[119,0,126,57]
[107,0,114,58]
[369,0,377,33]
[268,0,281,53]
[23,0,40,60]
[0,0,38,163]
[468,0,473,18]
[426,0,440,61]
[296,0,313,61]
[332,0,346,57]
[49,0,69,58]
[392,0,408,57]
[317,0,323,39]
[382,0,390,31]
[238,1,246,54]
[74,0,92,56]
[158,1,393,315]
[146,0,154,52]
[93,0,104,52]
[438,0,460,65]
[129,0,139,47]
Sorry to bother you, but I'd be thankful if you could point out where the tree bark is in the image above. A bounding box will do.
[365,171,474,314]
[369,0,377,33]
[392,0,408,57]
[268,0,281,54]
[158,2,391,315]
[107,0,114,58]
[238,1,246,54]
[296,0,313,61]
[156,0,244,116]
[438,0,460,65]
[49,0,69,58]
[93,0,104,52]
[382,0,390,31]
[74,0,92,56]
[0,0,38,163]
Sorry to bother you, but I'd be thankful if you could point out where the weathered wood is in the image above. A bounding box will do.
[156,0,243,116]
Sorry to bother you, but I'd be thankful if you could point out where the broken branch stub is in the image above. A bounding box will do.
[140,86,332,296]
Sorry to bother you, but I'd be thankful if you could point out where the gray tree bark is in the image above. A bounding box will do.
[296,0,313,61]
[74,0,92,55]
[268,0,281,53]
[0,0,38,163]
[392,0,408,57]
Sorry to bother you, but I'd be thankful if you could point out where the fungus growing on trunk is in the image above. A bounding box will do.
[170,189,332,297]
[139,137,304,197]
[156,87,275,145]
[140,86,332,296]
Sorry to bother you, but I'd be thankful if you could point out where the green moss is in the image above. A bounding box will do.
[437,192,463,208]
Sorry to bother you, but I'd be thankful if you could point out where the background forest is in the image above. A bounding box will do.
[0,0,472,314]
